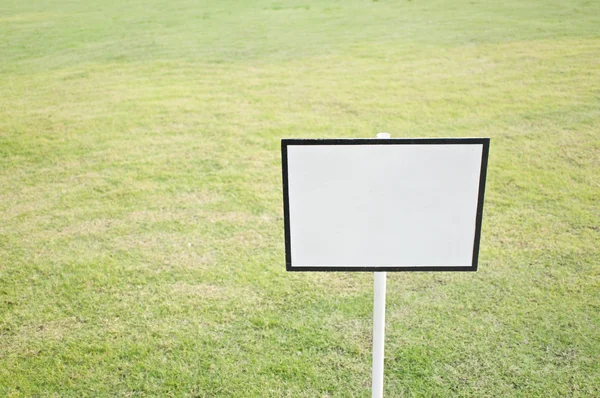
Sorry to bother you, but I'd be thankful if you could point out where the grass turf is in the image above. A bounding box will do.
[1,0,599,396]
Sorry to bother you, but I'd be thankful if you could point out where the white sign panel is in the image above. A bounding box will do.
[282,138,489,271]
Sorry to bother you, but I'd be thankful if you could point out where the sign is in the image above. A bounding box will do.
[282,138,489,271]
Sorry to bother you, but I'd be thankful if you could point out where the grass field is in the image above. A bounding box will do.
[1,0,599,396]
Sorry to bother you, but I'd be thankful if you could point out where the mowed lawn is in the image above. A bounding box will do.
[1,0,599,396]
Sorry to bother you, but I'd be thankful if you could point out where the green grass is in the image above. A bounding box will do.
[1,0,599,396]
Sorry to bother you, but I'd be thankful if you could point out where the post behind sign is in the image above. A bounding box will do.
[372,132,389,398]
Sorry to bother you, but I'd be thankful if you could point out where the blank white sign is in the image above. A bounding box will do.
[282,138,489,271]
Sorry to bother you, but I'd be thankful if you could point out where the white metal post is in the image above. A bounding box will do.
[372,132,389,398]
[372,271,387,398]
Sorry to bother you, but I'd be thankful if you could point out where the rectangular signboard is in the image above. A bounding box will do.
[282,138,489,271]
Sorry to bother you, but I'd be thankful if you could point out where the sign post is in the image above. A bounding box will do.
[372,271,387,397]
[372,132,390,398]
[281,134,489,396]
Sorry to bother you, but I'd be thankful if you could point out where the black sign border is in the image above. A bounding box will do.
[282,138,490,272]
